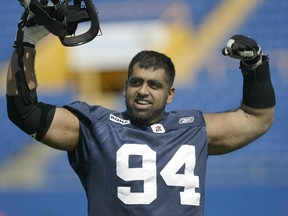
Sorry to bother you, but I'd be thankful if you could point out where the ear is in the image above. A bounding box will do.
[123,80,128,97]
[166,87,175,104]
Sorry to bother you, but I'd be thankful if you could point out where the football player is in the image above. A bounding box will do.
[6,4,275,216]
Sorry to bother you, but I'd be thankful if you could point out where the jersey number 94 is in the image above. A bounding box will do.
[116,144,200,206]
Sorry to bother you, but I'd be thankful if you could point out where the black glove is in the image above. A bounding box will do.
[222,34,262,67]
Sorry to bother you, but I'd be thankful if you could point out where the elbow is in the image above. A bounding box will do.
[265,115,274,132]
[6,96,35,135]
[259,106,275,134]
[245,105,275,136]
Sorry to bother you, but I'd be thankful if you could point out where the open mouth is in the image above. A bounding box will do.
[134,99,152,110]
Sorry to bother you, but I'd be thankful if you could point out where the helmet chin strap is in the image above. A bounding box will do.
[25,0,101,46]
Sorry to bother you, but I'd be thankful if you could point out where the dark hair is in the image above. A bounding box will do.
[128,50,175,87]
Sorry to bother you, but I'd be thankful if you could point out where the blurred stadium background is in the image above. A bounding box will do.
[0,0,288,215]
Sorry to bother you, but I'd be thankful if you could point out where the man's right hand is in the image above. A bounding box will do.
[18,0,50,46]
[19,0,32,10]
[23,17,50,46]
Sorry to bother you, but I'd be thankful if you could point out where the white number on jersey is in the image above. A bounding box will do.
[117,144,157,204]
[116,144,200,206]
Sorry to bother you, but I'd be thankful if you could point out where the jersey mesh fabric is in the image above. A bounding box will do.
[65,101,208,216]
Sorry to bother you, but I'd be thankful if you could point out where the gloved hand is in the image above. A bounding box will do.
[23,17,50,45]
[18,0,50,46]
[222,34,262,67]
[19,0,32,10]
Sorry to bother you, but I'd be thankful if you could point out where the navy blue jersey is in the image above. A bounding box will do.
[65,101,208,216]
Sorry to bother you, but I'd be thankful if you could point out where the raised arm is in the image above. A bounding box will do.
[6,13,79,151]
[206,35,275,155]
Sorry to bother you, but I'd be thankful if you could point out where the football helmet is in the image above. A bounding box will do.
[19,0,100,46]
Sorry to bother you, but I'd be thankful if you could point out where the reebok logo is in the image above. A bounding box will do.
[179,116,195,124]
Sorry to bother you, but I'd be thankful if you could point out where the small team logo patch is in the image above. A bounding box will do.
[110,114,130,125]
[151,124,166,133]
[179,116,195,124]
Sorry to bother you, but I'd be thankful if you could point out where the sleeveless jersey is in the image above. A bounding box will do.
[65,101,208,216]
